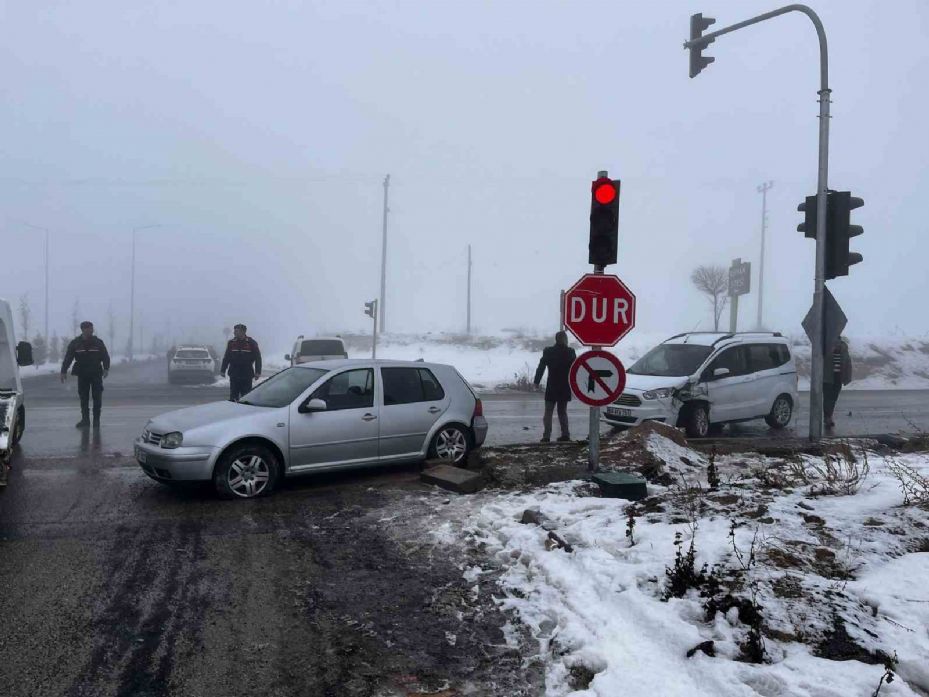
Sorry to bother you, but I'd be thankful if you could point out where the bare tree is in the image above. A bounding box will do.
[691,265,729,331]
[71,299,81,337]
[107,302,117,349]
[18,294,31,339]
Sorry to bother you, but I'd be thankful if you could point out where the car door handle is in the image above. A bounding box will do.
[362,414,377,422]
[427,407,442,414]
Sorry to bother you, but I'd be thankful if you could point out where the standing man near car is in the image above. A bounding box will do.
[824,336,853,429]
[61,321,110,429]
[533,331,577,442]
[221,324,262,402]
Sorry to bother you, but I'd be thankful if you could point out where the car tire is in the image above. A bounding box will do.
[765,395,793,429]
[213,443,281,500]
[684,404,710,439]
[428,424,471,465]
[10,408,24,446]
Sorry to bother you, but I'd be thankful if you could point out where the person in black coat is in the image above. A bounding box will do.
[61,321,111,429]
[220,323,262,402]
[533,331,577,442]
[824,336,853,429]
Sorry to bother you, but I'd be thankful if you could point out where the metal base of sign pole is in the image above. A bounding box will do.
[588,404,600,473]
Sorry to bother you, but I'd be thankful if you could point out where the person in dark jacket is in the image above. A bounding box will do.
[221,324,262,402]
[533,331,577,442]
[824,336,853,429]
[61,321,111,429]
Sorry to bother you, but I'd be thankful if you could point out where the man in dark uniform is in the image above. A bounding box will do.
[61,321,110,429]
[533,331,577,442]
[221,324,262,402]
[824,336,853,429]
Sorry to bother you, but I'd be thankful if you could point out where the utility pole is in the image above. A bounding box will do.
[685,5,831,440]
[757,181,774,329]
[466,244,472,334]
[379,174,390,335]
[44,229,49,342]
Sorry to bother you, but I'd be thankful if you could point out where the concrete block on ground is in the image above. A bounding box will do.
[421,464,486,494]
[592,472,647,500]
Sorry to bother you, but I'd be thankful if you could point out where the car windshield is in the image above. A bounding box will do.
[300,340,344,355]
[175,350,209,358]
[239,367,328,408]
[627,344,713,377]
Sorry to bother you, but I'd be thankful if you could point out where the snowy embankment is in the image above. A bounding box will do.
[412,429,929,696]
[344,332,929,392]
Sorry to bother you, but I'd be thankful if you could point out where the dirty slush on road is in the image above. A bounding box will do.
[0,467,542,697]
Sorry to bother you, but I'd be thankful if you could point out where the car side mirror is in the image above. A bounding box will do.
[713,367,731,379]
[284,354,291,362]
[299,398,327,414]
[16,341,34,367]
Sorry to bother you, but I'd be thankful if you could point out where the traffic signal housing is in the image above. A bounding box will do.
[588,177,620,267]
[364,300,377,318]
[797,191,865,279]
[688,13,716,78]
[827,191,864,278]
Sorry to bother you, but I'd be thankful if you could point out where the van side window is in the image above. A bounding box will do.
[706,346,750,378]
[747,344,777,372]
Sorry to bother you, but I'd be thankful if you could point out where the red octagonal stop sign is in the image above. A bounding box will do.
[563,273,636,347]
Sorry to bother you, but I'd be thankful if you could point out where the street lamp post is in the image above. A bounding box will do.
[130,224,163,362]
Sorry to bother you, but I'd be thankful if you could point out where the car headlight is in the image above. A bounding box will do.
[161,432,184,449]
[642,388,674,400]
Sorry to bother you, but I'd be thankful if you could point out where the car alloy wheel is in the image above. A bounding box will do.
[433,426,468,463]
[227,455,270,498]
[766,396,793,429]
[686,404,710,438]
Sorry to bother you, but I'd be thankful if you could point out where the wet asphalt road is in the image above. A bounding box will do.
[3,360,928,695]
[15,359,929,460]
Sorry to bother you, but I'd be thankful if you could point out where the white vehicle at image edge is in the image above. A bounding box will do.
[168,345,216,384]
[0,298,34,480]
[135,359,487,499]
[604,332,799,438]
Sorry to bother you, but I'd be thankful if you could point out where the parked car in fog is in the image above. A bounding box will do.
[167,345,217,384]
[603,332,798,438]
[136,359,487,499]
[286,335,348,365]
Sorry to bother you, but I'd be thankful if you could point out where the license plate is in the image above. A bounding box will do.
[607,407,633,418]
[136,446,147,464]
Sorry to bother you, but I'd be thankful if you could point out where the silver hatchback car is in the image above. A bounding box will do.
[134,359,488,499]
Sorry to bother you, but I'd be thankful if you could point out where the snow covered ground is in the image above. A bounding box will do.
[343,333,929,392]
[407,432,929,696]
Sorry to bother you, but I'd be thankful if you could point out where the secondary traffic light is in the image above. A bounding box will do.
[688,13,716,78]
[798,191,865,279]
[827,191,864,278]
[364,300,377,318]
[588,177,620,267]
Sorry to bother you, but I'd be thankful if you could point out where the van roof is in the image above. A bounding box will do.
[663,332,788,348]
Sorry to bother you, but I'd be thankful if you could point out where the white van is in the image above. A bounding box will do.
[1,298,34,484]
[285,335,348,366]
[604,332,799,438]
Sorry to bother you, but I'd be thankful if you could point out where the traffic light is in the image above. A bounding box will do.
[797,194,818,239]
[364,300,377,318]
[827,191,864,278]
[688,13,716,78]
[798,191,865,279]
[588,177,620,267]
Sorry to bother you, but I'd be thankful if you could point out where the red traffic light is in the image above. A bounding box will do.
[593,178,616,205]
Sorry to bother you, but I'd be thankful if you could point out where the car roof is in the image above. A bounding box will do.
[663,332,789,348]
[176,345,210,350]
[292,358,450,371]
[298,336,344,342]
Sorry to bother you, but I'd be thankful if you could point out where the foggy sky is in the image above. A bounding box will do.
[2,0,927,355]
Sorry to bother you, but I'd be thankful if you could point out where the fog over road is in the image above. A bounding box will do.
[16,359,929,462]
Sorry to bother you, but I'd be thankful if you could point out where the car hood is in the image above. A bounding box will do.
[623,374,690,392]
[149,400,269,433]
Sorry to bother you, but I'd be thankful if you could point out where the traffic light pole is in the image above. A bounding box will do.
[587,169,610,473]
[684,4,830,440]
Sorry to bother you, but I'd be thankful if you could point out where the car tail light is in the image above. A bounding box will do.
[473,398,483,418]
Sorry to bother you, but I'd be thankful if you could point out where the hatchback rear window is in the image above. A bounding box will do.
[382,367,446,405]
[175,350,209,359]
[300,340,345,356]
